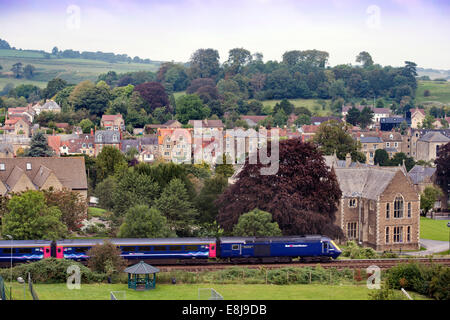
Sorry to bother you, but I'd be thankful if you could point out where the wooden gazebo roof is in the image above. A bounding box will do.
[124,261,160,275]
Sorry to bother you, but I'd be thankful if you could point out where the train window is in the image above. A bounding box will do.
[18,248,32,254]
[121,247,135,252]
[139,246,151,252]
[232,244,239,250]
[2,248,13,254]
[169,246,182,251]
[75,247,88,253]
[153,246,167,251]
[184,245,198,251]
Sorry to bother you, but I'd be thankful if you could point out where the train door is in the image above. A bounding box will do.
[208,243,216,258]
[231,244,241,256]
[56,246,64,259]
[322,242,329,254]
[43,246,51,258]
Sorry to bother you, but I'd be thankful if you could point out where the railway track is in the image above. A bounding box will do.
[157,258,450,272]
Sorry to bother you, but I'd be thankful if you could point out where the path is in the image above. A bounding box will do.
[404,239,449,256]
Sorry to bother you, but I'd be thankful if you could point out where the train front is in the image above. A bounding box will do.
[328,240,342,259]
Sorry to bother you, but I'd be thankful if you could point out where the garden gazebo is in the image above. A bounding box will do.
[124,261,160,291]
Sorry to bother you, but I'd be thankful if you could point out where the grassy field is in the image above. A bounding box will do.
[0,49,160,90]
[420,217,450,241]
[416,80,450,105]
[88,207,107,218]
[7,282,430,300]
[261,98,332,116]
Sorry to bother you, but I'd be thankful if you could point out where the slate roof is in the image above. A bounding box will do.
[418,131,450,143]
[360,136,383,143]
[94,130,120,144]
[408,165,436,185]
[334,167,403,200]
[0,157,87,191]
[124,261,160,274]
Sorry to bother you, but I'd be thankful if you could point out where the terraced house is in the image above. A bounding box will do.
[0,157,88,199]
[332,165,420,251]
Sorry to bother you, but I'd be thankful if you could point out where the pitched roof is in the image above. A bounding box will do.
[408,165,436,185]
[0,157,87,190]
[419,131,450,143]
[124,261,160,274]
[32,165,53,188]
[188,119,224,128]
[40,100,61,110]
[101,114,123,121]
[311,116,341,124]
[334,167,403,200]
[94,130,121,144]
[360,136,383,143]
[410,108,425,116]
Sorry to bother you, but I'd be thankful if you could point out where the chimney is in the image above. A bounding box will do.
[90,128,94,136]
[345,153,352,168]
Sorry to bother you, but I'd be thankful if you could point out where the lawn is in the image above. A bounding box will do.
[88,207,107,218]
[416,80,450,105]
[7,282,429,300]
[420,217,450,241]
[261,98,332,116]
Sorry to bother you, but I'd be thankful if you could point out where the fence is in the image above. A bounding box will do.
[0,275,8,300]
[28,273,39,301]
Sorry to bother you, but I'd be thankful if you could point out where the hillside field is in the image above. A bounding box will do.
[0,49,160,90]
[416,80,450,106]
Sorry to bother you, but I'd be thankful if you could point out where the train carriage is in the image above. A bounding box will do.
[0,240,52,266]
[57,238,217,263]
[218,236,341,262]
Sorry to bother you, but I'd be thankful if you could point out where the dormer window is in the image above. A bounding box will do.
[0,163,5,171]
[112,134,118,142]
[26,163,32,170]
[98,135,103,142]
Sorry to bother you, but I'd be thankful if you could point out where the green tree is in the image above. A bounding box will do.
[44,78,67,99]
[1,190,68,240]
[215,154,234,178]
[118,205,175,238]
[95,146,127,182]
[294,114,311,126]
[175,94,210,124]
[346,107,361,126]
[87,240,127,276]
[112,169,160,217]
[374,149,390,166]
[79,118,95,134]
[23,64,36,79]
[11,62,23,78]
[356,51,374,67]
[232,209,282,236]
[359,106,374,129]
[313,120,365,162]
[195,175,228,223]
[25,132,54,157]
[188,48,220,79]
[154,178,198,236]
[420,186,444,216]
[94,176,117,211]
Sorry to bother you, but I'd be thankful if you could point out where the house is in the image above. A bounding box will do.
[416,131,450,162]
[380,117,409,131]
[138,135,159,162]
[1,116,31,136]
[145,120,182,133]
[33,100,61,115]
[7,106,34,123]
[299,125,319,142]
[0,157,88,198]
[333,165,420,251]
[410,108,426,129]
[94,130,121,156]
[101,114,125,131]
[342,105,391,125]
[157,128,192,163]
[359,136,383,164]
[0,135,31,155]
[408,165,448,212]
[55,123,70,132]
[241,115,268,127]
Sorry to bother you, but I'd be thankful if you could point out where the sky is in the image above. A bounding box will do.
[0,0,449,69]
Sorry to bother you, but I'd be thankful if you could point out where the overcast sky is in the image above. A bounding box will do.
[0,0,449,69]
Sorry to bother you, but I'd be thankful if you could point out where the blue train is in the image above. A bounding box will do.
[0,236,341,266]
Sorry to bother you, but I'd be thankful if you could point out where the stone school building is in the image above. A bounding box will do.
[332,164,420,251]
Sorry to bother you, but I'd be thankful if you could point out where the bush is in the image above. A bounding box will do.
[342,241,377,259]
[0,258,106,284]
[386,262,450,300]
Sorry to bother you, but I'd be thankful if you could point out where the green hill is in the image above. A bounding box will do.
[0,49,160,90]
[416,80,450,106]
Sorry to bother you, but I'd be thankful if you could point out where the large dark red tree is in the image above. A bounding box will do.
[134,82,171,113]
[435,142,450,200]
[216,139,343,239]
